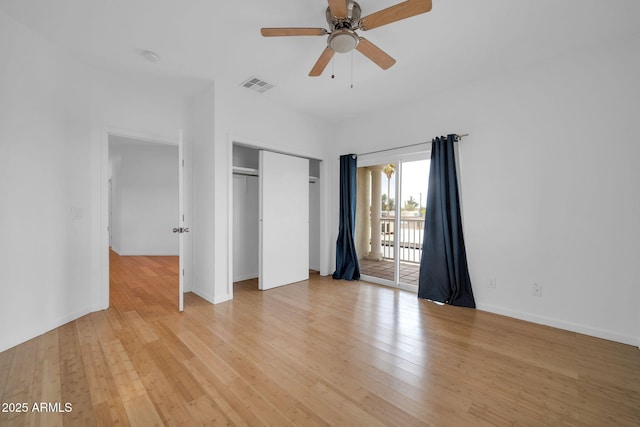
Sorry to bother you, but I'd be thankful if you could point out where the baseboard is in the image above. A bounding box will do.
[477,303,639,347]
[192,288,216,305]
[116,251,179,256]
[0,306,96,353]
[213,291,232,304]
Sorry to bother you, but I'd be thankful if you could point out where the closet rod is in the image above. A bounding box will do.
[355,133,468,157]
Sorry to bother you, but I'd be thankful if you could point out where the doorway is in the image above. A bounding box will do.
[356,156,430,291]
[106,132,184,310]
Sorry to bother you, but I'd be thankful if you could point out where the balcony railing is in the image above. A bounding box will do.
[380,216,424,264]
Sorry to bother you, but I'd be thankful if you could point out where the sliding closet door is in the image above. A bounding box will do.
[259,150,309,290]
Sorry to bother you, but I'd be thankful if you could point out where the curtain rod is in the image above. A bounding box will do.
[355,134,468,157]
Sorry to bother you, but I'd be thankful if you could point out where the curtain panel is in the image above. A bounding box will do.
[333,154,361,281]
[418,135,475,308]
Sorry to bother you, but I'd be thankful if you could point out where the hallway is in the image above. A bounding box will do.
[109,250,179,311]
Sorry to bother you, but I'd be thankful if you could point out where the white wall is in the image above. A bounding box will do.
[213,81,333,303]
[0,10,94,352]
[331,35,640,346]
[110,142,179,256]
[109,152,123,251]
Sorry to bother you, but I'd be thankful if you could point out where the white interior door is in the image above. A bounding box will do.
[259,150,309,290]
[177,130,189,311]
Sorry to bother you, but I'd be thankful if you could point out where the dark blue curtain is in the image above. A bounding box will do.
[418,135,475,308]
[332,154,360,281]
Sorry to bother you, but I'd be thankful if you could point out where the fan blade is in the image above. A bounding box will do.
[356,38,396,70]
[359,0,432,31]
[261,28,327,37]
[309,47,335,77]
[327,0,347,19]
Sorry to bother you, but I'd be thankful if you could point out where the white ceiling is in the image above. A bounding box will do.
[2,0,639,122]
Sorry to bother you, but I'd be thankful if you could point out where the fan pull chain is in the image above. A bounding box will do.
[331,56,335,79]
[350,51,354,89]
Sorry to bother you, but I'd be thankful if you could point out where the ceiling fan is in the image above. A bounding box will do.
[261,0,432,76]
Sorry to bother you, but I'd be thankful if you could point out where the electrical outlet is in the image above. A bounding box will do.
[532,283,542,297]
[488,277,496,289]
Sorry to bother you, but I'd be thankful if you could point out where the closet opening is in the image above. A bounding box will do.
[231,143,321,292]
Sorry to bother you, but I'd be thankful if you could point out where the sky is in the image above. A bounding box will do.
[380,159,430,209]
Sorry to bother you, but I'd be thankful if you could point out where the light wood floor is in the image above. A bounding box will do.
[1,253,639,426]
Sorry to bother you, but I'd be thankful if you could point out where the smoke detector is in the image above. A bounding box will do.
[141,50,161,63]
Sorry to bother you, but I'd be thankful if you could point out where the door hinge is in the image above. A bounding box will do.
[182,159,184,167]
[172,227,190,233]
[182,269,185,276]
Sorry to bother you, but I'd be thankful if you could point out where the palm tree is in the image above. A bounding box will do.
[382,163,395,215]
[404,196,419,211]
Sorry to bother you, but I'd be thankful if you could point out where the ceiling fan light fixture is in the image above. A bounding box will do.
[328,29,359,53]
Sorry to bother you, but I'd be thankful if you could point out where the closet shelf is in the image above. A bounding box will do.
[234,166,319,183]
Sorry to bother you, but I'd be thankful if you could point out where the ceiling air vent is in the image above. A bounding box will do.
[241,77,274,94]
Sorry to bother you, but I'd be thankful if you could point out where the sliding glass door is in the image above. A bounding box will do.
[356,155,429,291]
[398,160,429,287]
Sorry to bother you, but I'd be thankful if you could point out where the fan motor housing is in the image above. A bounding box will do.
[326,1,361,31]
